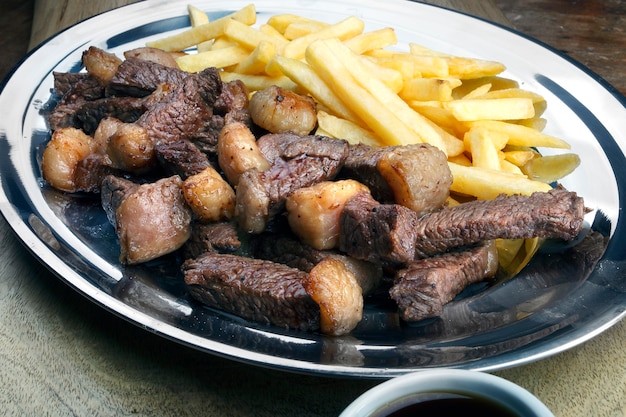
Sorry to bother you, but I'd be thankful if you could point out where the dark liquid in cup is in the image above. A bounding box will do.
[373,393,521,417]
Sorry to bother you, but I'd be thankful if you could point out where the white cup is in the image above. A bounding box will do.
[339,369,554,417]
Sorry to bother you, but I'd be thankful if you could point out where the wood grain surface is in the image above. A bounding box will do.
[1,1,625,416]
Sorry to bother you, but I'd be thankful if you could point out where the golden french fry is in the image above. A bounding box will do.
[446,56,506,79]
[466,120,571,149]
[461,83,492,99]
[306,39,424,147]
[516,117,547,131]
[267,14,326,34]
[522,153,581,183]
[219,71,298,91]
[188,5,209,27]
[503,149,538,167]
[464,127,504,171]
[343,28,397,54]
[284,20,330,39]
[408,42,450,57]
[453,76,519,99]
[499,159,524,175]
[409,101,465,137]
[317,110,382,147]
[282,16,365,60]
[176,45,250,72]
[358,56,404,94]
[313,38,464,154]
[445,98,535,121]
[370,51,449,78]
[497,238,542,278]
[448,162,551,199]
[223,18,287,50]
[259,23,288,41]
[271,54,361,123]
[495,238,525,270]
[146,4,256,51]
[399,77,462,102]
[233,40,276,74]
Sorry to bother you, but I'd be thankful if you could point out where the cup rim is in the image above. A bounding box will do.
[339,369,555,417]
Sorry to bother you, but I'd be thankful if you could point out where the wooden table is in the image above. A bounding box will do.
[1,1,625,416]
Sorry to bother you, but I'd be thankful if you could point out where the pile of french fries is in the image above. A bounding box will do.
[147,3,580,202]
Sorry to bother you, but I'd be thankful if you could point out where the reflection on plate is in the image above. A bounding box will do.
[1,0,625,378]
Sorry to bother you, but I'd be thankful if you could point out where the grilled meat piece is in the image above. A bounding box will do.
[155,139,213,180]
[101,175,193,264]
[339,191,419,265]
[412,187,585,258]
[340,188,585,264]
[136,67,222,146]
[106,57,189,97]
[53,72,104,100]
[72,153,119,193]
[183,221,242,259]
[72,96,148,135]
[340,144,395,202]
[340,143,452,216]
[251,233,383,295]
[236,134,350,233]
[183,253,320,331]
[214,79,249,115]
[390,241,499,322]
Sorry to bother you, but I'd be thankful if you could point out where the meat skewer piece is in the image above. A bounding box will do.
[341,143,452,216]
[183,253,320,331]
[183,221,242,260]
[101,175,193,264]
[136,67,222,146]
[236,134,349,233]
[390,241,499,322]
[340,188,585,264]
[251,233,383,296]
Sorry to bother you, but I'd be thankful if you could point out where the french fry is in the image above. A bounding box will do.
[370,51,449,78]
[284,20,330,39]
[317,110,382,147]
[522,153,581,183]
[188,5,209,27]
[466,120,571,149]
[219,71,298,91]
[312,38,463,154]
[472,87,547,117]
[266,14,326,34]
[453,76,519,99]
[233,40,276,74]
[343,28,397,54]
[461,83,492,99]
[358,56,404,94]
[409,101,466,137]
[503,149,538,167]
[445,97,535,121]
[282,16,365,60]
[399,78,462,102]
[271,54,361,123]
[464,127,505,171]
[146,4,256,52]
[259,23,288,41]
[409,42,450,57]
[223,18,287,50]
[306,39,425,147]
[446,56,506,79]
[448,162,552,200]
[176,45,250,72]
